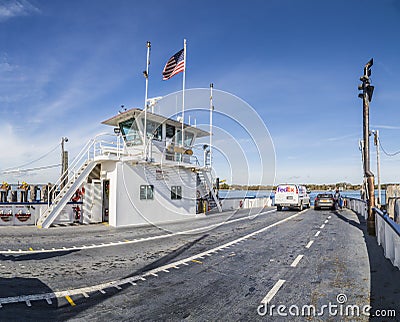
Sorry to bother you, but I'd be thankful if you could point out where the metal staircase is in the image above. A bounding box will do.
[37,161,98,228]
[37,133,124,228]
[197,170,222,213]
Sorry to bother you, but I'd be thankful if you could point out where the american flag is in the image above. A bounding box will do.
[162,48,185,80]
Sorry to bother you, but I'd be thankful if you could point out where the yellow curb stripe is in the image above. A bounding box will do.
[28,247,33,251]
[191,259,202,264]
[65,295,76,306]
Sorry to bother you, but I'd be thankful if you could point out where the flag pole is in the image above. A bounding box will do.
[181,39,186,149]
[209,83,213,168]
[144,41,151,160]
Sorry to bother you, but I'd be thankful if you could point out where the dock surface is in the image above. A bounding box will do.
[0,207,399,320]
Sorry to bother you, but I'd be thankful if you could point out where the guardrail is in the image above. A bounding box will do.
[374,207,400,269]
[47,133,124,206]
[345,197,368,220]
[345,197,400,270]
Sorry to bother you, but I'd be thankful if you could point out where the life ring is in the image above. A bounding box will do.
[71,187,85,202]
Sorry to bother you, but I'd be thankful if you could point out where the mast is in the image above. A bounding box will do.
[143,41,151,160]
[181,39,187,148]
[209,83,214,168]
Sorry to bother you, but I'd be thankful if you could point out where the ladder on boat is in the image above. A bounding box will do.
[197,170,222,213]
[37,160,98,228]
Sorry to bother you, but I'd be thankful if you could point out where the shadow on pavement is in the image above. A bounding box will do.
[0,234,210,321]
[332,210,400,321]
[0,249,79,261]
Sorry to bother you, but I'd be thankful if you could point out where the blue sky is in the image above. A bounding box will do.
[1,0,400,185]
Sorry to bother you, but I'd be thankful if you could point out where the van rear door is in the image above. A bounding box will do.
[275,185,299,205]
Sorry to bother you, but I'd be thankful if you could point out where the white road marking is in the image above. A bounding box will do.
[328,216,331,219]
[290,255,304,267]
[1,209,278,255]
[0,209,309,308]
[324,220,329,224]
[314,231,321,237]
[320,224,325,229]
[82,292,89,298]
[261,279,286,304]
[305,240,314,249]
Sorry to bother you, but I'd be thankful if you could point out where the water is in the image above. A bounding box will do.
[219,189,272,199]
[219,189,386,205]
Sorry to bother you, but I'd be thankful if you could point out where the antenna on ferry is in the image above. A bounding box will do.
[143,41,151,160]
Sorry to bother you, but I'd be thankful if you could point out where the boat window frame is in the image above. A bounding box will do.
[119,117,143,146]
[171,185,182,200]
[140,185,154,200]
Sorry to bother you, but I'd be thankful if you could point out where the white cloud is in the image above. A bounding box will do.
[372,124,400,130]
[0,0,40,22]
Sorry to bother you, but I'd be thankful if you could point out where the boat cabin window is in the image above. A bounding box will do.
[119,118,142,146]
[140,185,154,200]
[171,186,182,200]
[142,119,162,141]
[166,124,175,139]
[184,132,194,147]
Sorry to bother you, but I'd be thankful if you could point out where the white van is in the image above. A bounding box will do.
[274,184,310,211]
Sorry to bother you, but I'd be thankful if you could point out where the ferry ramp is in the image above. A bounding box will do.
[0,207,399,321]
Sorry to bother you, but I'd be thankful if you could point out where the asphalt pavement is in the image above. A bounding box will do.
[0,207,399,321]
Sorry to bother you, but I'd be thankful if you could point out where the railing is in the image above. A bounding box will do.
[345,197,368,219]
[346,197,400,270]
[47,133,124,207]
[374,207,400,269]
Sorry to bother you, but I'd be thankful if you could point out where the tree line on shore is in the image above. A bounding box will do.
[219,182,390,191]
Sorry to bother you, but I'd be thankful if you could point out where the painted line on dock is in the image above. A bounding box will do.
[65,295,76,307]
[0,209,278,254]
[260,279,286,304]
[0,209,309,308]
[305,240,314,249]
[290,255,304,268]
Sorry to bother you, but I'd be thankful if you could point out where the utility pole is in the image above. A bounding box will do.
[358,58,375,235]
[373,130,381,206]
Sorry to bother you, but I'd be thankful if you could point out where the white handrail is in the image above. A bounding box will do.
[46,133,123,208]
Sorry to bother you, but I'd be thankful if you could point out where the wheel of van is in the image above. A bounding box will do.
[277,205,282,211]
[299,203,303,211]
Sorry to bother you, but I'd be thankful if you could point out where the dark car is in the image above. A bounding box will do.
[314,193,335,210]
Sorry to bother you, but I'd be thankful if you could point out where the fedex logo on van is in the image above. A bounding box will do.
[277,186,295,193]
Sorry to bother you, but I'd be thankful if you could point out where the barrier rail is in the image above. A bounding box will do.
[345,197,368,220]
[374,207,400,269]
[346,197,400,270]
[47,133,124,207]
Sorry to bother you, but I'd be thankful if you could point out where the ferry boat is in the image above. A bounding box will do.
[0,43,272,228]
[29,105,225,228]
